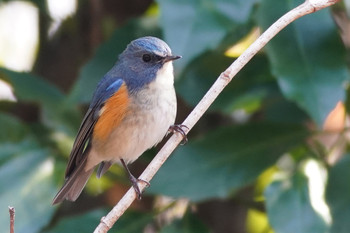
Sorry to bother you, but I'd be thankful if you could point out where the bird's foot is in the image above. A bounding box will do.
[128,174,150,200]
[120,159,150,200]
[168,124,189,145]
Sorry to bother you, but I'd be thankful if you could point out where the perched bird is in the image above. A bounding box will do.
[53,36,184,204]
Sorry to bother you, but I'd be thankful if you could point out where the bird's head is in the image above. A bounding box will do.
[117,36,181,91]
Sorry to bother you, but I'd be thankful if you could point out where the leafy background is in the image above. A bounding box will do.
[0,0,349,232]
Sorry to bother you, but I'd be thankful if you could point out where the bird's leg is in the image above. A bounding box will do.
[168,124,189,145]
[120,159,150,200]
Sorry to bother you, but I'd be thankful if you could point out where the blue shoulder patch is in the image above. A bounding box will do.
[90,78,124,109]
[106,79,123,91]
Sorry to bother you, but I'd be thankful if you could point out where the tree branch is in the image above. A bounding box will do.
[9,206,15,233]
[94,0,340,232]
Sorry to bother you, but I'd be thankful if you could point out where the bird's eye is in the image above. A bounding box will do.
[142,54,152,62]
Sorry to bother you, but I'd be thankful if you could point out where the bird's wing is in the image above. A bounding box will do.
[64,78,127,178]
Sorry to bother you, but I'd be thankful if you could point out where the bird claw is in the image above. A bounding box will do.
[169,124,189,145]
[120,159,150,200]
[129,175,150,200]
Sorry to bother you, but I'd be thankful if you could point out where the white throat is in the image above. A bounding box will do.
[154,62,175,88]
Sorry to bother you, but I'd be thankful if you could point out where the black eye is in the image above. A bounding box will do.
[142,54,152,62]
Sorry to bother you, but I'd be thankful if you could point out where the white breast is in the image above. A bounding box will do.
[86,62,177,169]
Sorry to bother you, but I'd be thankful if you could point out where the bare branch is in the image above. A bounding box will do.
[94,0,340,232]
[9,206,15,233]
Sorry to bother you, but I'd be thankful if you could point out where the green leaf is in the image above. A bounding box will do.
[45,210,152,233]
[149,123,308,201]
[0,113,29,142]
[157,0,257,71]
[114,211,153,233]
[0,68,83,136]
[43,209,106,233]
[0,113,42,165]
[0,139,39,165]
[41,102,82,137]
[0,68,82,135]
[160,211,210,233]
[68,18,161,105]
[257,0,349,126]
[265,170,328,233]
[0,149,57,233]
[176,53,274,113]
[263,91,309,124]
[326,155,350,233]
[0,68,64,108]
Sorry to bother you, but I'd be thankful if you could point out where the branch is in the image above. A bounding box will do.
[9,206,15,233]
[94,0,340,232]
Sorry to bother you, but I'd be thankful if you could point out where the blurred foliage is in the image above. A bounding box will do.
[0,0,349,233]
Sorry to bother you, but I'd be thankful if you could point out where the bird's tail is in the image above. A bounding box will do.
[52,158,94,205]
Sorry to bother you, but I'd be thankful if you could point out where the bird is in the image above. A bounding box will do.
[52,36,185,204]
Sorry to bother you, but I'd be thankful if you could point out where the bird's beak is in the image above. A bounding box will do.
[163,55,182,63]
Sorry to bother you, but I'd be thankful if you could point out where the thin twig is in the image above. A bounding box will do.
[9,206,15,233]
[94,0,340,232]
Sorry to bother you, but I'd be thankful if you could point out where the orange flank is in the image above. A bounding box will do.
[94,83,130,141]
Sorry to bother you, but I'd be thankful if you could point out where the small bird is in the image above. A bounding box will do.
[53,36,184,204]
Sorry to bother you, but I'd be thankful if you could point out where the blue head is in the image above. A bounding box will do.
[110,36,181,92]
[90,37,180,108]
